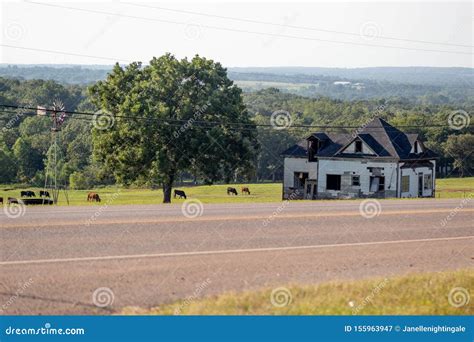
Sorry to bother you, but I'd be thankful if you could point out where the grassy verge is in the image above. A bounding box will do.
[122,269,473,315]
[0,177,472,205]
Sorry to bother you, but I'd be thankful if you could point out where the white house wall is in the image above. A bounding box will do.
[283,157,317,189]
[399,161,436,198]
[341,140,376,155]
[317,159,398,198]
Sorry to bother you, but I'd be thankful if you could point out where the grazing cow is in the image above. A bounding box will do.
[7,197,18,204]
[241,187,251,195]
[227,187,238,196]
[40,190,50,198]
[21,190,35,198]
[174,189,187,199]
[87,192,101,202]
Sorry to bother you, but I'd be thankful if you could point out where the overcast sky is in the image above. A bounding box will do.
[1,1,472,68]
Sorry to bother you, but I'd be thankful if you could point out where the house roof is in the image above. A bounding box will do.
[281,118,438,160]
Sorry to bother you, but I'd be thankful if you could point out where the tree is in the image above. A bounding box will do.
[0,145,17,183]
[12,137,44,181]
[443,134,474,177]
[89,54,258,202]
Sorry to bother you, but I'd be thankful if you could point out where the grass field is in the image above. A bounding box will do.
[122,269,473,315]
[0,177,472,206]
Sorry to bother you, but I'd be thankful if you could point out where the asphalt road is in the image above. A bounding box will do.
[0,198,473,314]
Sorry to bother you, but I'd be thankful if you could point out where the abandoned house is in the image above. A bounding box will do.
[281,118,439,199]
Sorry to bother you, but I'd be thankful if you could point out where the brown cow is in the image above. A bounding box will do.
[227,187,238,196]
[87,192,101,202]
[241,187,251,195]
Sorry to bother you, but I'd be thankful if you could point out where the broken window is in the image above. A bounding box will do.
[352,175,360,186]
[355,140,363,153]
[294,172,308,189]
[370,176,385,192]
[326,174,341,191]
[401,175,410,192]
[424,174,432,190]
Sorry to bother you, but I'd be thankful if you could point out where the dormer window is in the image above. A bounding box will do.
[355,140,363,153]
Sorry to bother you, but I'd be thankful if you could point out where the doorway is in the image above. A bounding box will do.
[305,180,317,199]
[418,173,423,197]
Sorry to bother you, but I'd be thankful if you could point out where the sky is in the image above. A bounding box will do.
[0,1,472,68]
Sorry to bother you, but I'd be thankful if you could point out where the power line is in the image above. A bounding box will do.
[0,104,461,130]
[25,1,472,56]
[123,2,474,49]
[0,44,131,63]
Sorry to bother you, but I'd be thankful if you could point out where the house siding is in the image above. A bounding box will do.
[399,161,436,198]
[317,159,398,198]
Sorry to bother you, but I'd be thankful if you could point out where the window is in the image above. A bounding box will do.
[326,174,341,191]
[370,176,385,192]
[424,174,432,190]
[414,141,418,154]
[294,172,308,189]
[401,175,410,192]
[355,140,363,153]
[352,175,360,186]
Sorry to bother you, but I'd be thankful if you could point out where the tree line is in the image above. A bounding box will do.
[0,56,472,198]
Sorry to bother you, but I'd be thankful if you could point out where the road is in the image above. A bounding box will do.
[0,198,473,314]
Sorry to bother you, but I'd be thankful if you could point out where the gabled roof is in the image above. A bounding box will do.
[281,118,438,160]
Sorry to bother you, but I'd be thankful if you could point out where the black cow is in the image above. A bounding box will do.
[174,189,187,199]
[21,191,35,198]
[0,197,3,205]
[40,190,50,198]
[227,187,238,196]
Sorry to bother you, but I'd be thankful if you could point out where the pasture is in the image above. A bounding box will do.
[122,269,473,315]
[0,177,472,206]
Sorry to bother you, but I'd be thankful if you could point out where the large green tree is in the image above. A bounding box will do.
[443,134,474,177]
[89,54,258,202]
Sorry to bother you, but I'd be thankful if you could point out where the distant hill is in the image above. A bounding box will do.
[229,66,473,87]
[0,64,472,104]
[1,64,472,86]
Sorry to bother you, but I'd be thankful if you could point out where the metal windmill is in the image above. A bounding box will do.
[42,99,69,205]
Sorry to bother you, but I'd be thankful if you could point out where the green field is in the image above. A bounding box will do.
[122,269,473,315]
[0,177,472,206]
